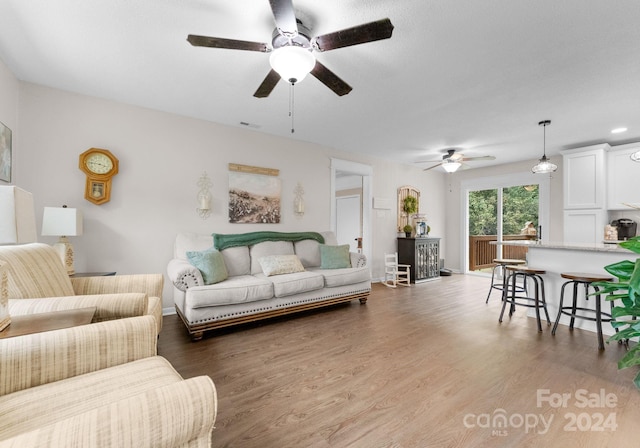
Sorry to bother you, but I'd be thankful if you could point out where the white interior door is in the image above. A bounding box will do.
[336,195,361,252]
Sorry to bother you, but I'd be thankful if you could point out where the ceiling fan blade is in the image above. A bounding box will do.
[187,35,269,52]
[253,69,281,98]
[423,163,443,171]
[460,155,497,162]
[269,0,298,37]
[313,18,394,52]
[310,61,353,96]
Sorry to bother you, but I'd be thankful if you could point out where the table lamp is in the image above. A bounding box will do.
[41,205,83,275]
[0,186,37,245]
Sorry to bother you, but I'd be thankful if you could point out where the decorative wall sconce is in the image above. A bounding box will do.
[196,172,212,219]
[294,182,305,217]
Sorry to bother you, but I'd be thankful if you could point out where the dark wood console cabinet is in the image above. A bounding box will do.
[397,237,441,283]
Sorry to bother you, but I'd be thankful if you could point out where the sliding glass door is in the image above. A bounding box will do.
[467,182,540,273]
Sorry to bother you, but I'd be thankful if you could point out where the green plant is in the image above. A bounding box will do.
[403,224,413,233]
[403,195,418,215]
[593,236,640,388]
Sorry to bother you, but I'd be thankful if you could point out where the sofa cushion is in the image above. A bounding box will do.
[311,266,371,288]
[249,241,295,274]
[259,254,305,276]
[186,275,274,308]
[0,243,75,299]
[221,246,250,277]
[294,239,321,268]
[255,271,324,298]
[319,244,352,269]
[186,247,228,285]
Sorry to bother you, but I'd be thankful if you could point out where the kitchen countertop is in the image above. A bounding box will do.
[490,240,634,253]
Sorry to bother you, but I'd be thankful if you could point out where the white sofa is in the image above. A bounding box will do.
[167,231,371,340]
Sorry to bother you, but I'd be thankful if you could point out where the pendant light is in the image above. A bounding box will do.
[532,120,557,174]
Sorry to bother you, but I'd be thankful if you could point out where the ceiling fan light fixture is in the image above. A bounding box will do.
[532,120,557,174]
[442,159,462,173]
[269,45,315,84]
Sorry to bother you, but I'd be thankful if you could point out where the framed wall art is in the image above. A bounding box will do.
[228,163,281,224]
[0,121,12,183]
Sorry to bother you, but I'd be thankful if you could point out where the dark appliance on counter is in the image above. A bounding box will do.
[611,219,637,240]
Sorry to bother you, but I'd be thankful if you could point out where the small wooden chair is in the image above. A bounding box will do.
[383,253,411,288]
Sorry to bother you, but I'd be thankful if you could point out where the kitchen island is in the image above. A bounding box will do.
[491,240,638,336]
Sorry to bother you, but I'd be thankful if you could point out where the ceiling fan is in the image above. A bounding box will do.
[417,149,496,173]
[186,0,394,98]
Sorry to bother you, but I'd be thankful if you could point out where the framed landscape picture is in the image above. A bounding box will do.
[0,121,11,183]
[228,168,281,224]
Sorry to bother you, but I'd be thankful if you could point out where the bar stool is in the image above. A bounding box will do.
[499,265,551,332]
[551,272,614,350]
[485,258,526,303]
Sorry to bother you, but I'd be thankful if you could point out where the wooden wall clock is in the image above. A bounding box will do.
[79,148,119,205]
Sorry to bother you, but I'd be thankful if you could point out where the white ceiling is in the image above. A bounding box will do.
[1,0,639,171]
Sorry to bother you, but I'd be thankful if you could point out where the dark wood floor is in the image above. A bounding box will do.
[158,274,640,448]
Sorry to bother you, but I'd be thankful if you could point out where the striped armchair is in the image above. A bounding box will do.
[0,243,163,334]
[0,315,217,447]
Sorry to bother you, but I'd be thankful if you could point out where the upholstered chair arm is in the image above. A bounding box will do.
[0,315,157,396]
[8,293,148,322]
[167,258,204,292]
[70,275,164,333]
[70,273,163,298]
[350,252,367,268]
[0,375,217,448]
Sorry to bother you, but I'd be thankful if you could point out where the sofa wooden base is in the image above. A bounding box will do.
[176,291,370,341]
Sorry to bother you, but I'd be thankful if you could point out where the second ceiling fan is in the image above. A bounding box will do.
[418,149,496,172]
[187,0,394,98]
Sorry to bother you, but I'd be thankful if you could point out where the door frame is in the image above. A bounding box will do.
[330,158,372,264]
[460,172,550,274]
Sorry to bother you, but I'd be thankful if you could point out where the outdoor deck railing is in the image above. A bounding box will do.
[469,234,537,271]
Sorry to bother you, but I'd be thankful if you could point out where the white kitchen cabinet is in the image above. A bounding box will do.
[563,209,608,244]
[562,144,609,210]
[607,143,640,210]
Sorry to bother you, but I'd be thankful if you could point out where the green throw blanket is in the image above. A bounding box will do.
[213,231,325,250]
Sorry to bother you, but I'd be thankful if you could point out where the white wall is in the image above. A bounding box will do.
[442,159,564,271]
[0,59,19,181]
[3,77,445,309]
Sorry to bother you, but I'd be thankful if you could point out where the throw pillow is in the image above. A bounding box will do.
[259,254,305,276]
[186,247,229,285]
[319,244,352,269]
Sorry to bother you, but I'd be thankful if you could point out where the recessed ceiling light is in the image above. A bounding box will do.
[611,127,628,134]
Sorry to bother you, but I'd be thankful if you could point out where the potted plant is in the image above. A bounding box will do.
[593,236,640,388]
[403,224,413,238]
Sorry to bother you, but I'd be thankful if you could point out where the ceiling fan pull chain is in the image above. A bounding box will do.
[289,82,295,133]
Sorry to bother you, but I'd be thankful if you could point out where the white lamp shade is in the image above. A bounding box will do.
[269,46,316,83]
[442,159,462,173]
[0,186,37,244]
[42,207,83,237]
